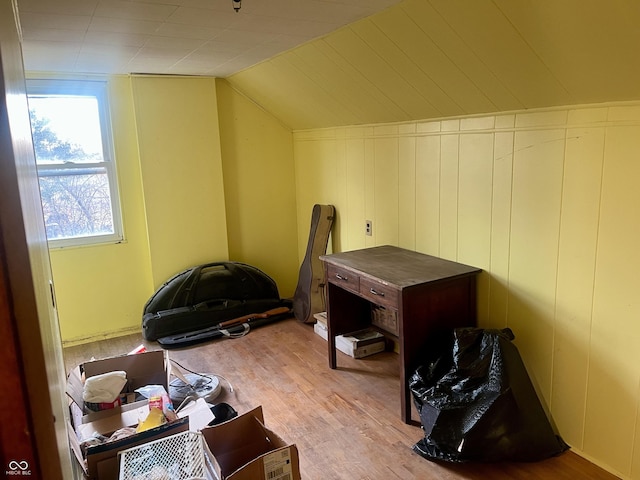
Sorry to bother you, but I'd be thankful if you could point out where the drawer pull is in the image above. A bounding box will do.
[335,273,348,281]
[369,288,385,297]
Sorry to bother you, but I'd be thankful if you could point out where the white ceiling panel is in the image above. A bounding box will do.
[16,0,403,76]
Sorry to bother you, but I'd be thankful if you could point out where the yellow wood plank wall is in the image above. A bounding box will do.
[215,79,300,298]
[131,75,229,288]
[293,102,640,479]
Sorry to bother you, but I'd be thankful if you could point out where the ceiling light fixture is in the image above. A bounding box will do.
[232,0,241,12]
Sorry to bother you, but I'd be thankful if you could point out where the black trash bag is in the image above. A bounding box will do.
[409,327,569,463]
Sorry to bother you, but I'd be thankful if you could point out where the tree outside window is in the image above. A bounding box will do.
[27,79,123,247]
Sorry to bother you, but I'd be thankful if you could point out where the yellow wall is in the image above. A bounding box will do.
[131,75,229,287]
[215,79,299,297]
[50,76,153,344]
[52,75,232,344]
[293,102,640,479]
[50,75,301,344]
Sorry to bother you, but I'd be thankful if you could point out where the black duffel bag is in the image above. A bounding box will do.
[142,262,288,341]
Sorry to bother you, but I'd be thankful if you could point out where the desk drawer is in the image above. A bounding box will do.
[359,276,398,308]
[326,264,359,294]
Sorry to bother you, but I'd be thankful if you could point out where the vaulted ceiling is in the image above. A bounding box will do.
[17,0,640,131]
[227,0,640,130]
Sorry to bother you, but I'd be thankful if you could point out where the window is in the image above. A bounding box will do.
[26,78,123,247]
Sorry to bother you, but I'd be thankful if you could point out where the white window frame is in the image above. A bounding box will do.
[26,77,124,248]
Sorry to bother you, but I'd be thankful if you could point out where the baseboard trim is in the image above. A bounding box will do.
[62,325,142,347]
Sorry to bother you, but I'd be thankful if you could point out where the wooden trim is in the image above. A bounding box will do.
[0,239,41,477]
[0,0,66,477]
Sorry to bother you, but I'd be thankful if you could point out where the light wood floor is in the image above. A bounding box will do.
[64,316,620,480]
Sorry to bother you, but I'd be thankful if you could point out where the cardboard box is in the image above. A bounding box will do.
[337,329,386,358]
[371,305,399,336]
[77,417,189,480]
[314,323,386,358]
[313,311,327,326]
[117,430,215,480]
[66,349,170,417]
[201,406,301,480]
[66,350,187,480]
[313,320,328,341]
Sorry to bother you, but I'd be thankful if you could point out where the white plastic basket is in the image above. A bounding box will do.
[118,431,216,480]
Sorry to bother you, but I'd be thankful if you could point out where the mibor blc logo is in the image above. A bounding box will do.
[5,460,31,476]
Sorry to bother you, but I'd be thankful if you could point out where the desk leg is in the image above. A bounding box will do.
[400,370,421,426]
[326,283,337,369]
[328,333,337,369]
[399,360,410,424]
[400,383,408,424]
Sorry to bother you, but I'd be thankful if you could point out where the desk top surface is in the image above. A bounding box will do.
[320,245,481,288]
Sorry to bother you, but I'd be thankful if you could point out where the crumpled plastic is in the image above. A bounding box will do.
[409,327,569,463]
[135,385,178,422]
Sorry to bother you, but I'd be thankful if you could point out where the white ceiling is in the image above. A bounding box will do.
[16,0,402,77]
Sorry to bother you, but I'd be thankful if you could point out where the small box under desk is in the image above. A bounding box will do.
[320,245,481,425]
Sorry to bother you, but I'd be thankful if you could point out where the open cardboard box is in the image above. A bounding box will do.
[201,405,301,480]
[66,349,170,418]
[66,349,189,480]
[73,417,189,480]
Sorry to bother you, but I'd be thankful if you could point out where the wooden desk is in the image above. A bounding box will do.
[320,245,481,424]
